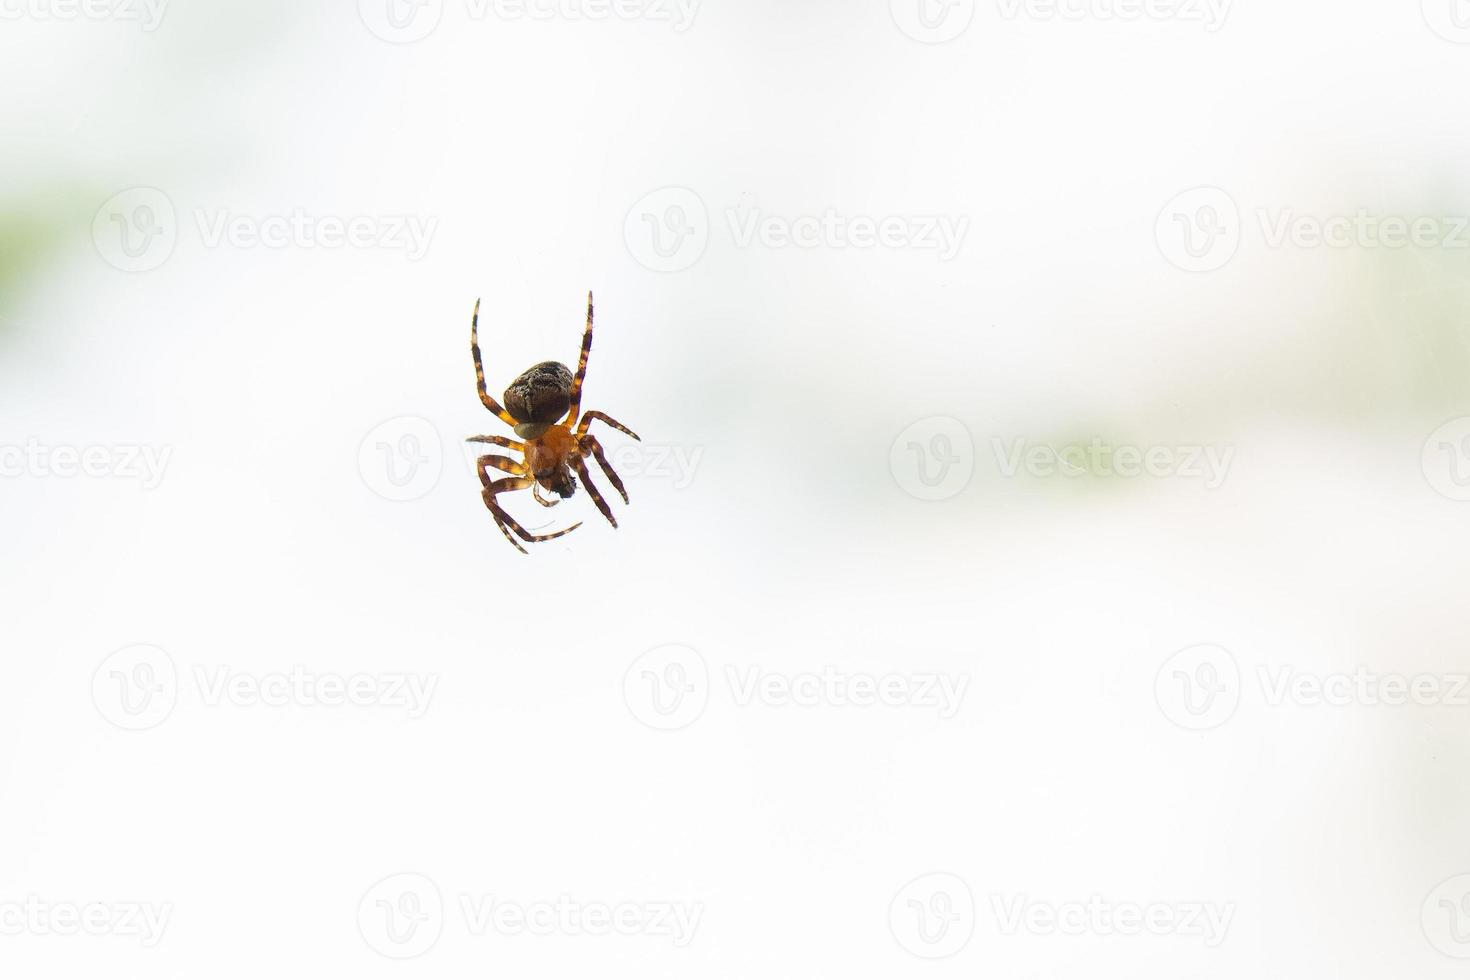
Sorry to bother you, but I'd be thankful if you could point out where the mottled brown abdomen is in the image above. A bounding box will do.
[504,361,573,424]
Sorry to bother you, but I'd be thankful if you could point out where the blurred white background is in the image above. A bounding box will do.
[3,0,1470,976]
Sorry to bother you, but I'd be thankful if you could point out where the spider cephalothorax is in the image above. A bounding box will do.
[466,292,640,553]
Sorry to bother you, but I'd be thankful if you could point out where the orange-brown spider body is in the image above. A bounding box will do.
[466,292,641,553]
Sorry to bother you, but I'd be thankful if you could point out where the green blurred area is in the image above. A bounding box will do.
[0,196,80,328]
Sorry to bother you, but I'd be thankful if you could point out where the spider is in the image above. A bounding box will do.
[466,291,640,553]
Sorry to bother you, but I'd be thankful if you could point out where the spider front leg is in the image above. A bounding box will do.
[467,434,523,451]
[575,410,640,442]
[471,299,521,430]
[573,455,619,529]
[565,291,595,428]
[580,433,629,504]
[477,461,581,554]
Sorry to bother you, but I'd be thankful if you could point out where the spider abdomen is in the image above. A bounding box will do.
[504,360,573,425]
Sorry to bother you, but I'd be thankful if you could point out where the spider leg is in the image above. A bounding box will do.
[580,433,628,505]
[573,456,618,529]
[476,473,579,555]
[467,433,523,451]
[475,453,524,477]
[531,482,561,508]
[471,299,520,429]
[564,290,594,428]
[575,409,640,442]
